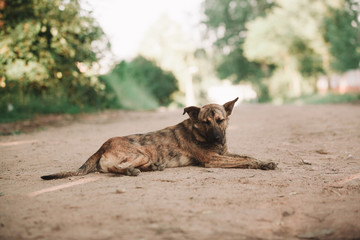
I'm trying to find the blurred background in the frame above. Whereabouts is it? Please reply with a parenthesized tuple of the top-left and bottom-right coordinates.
(0, 0, 359, 122)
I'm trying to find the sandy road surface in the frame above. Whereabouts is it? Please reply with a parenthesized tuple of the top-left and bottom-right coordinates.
(1, 104, 360, 240)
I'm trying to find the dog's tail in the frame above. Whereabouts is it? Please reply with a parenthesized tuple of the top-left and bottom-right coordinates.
(41, 149, 103, 180)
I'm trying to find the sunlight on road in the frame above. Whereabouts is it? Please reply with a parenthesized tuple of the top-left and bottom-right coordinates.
(0, 140, 38, 147)
(28, 176, 102, 197)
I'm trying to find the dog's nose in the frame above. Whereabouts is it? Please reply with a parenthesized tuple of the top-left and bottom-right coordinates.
(214, 134, 223, 143)
(211, 128, 223, 143)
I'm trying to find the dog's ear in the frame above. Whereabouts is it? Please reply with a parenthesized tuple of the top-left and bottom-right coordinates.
(223, 97, 239, 116)
(183, 106, 200, 121)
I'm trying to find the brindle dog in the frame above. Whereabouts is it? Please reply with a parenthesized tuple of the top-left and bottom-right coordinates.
(41, 98, 276, 180)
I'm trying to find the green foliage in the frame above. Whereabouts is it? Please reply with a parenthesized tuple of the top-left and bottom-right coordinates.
(323, 0, 360, 72)
(243, 0, 329, 99)
(125, 56, 179, 106)
(203, 0, 274, 48)
(290, 38, 324, 78)
(100, 56, 178, 110)
(203, 0, 274, 78)
(203, 0, 360, 101)
(0, 0, 109, 121)
(202, 0, 275, 98)
(0, 84, 101, 123)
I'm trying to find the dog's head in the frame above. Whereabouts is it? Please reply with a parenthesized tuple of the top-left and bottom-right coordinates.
(183, 98, 238, 145)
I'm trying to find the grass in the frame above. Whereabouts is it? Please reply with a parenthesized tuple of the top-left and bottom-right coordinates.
(285, 93, 360, 105)
(0, 75, 160, 123)
(0, 94, 99, 123)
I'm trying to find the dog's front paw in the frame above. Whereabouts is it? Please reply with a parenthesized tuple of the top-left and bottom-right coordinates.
(259, 161, 277, 170)
(126, 167, 141, 176)
(150, 162, 165, 171)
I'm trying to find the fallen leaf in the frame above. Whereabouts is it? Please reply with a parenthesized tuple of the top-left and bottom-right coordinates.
(315, 149, 329, 155)
(297, 229, 333, 239)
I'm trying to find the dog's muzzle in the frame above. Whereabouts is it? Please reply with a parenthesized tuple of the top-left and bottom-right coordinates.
(209, 128, 224, 144)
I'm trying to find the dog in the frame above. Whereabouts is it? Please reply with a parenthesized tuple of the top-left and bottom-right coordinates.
(41, 98, 276, 180)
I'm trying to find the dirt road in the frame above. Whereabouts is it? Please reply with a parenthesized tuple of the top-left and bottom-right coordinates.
(1, 104, 360, 240)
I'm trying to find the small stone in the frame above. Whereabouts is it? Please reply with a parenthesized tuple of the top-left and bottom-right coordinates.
(282, 211, 292, 217)
(115, 189, 126, 194)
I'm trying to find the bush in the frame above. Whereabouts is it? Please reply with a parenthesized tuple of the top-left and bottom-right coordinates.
(0, 0, 109, 122)
(101, 56, 178, 109)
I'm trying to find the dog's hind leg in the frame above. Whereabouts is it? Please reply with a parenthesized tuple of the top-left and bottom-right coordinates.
(100, 153, 152, 176)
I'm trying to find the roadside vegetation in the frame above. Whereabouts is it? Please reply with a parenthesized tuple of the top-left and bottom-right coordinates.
(1, 0, 359, 123)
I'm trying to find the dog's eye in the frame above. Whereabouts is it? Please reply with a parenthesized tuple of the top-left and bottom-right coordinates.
(216, 119, 224, 124)
(203, 120, 211, 125)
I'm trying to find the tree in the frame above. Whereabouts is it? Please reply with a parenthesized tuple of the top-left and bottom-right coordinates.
(0, 0, 109, 119)
(139, 15, 198, 105)
(203, 0, 360, 101)
(243, 0, 329, 99)
(202, 0, 275, 101)
(243, 0, 360, 100)
(323, 0, 360, 72)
